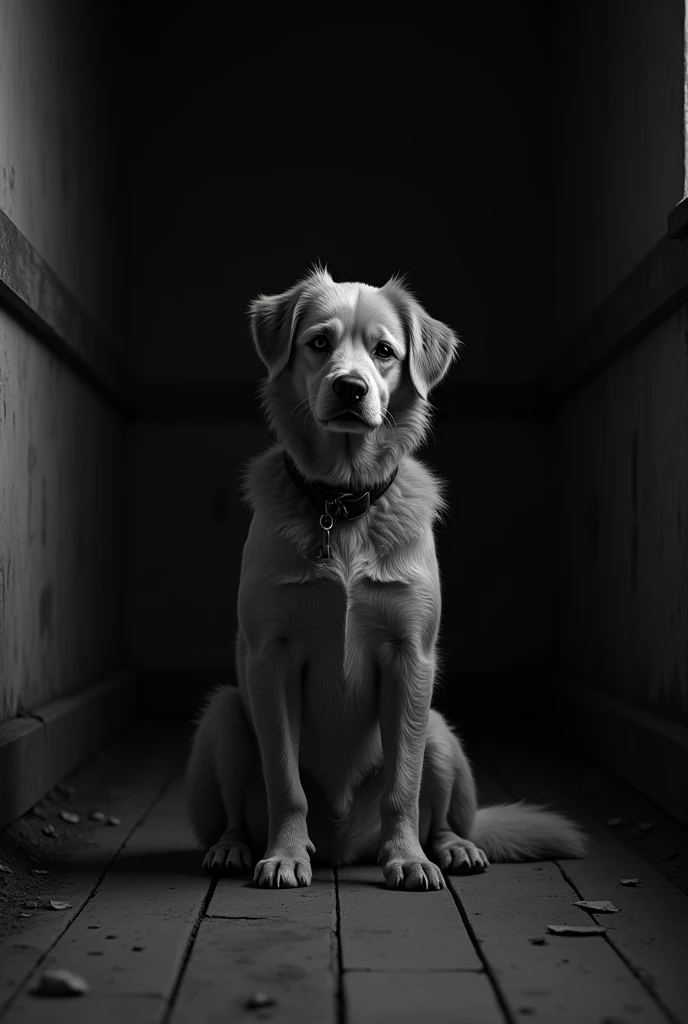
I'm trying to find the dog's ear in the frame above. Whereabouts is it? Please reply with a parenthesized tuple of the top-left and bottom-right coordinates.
(249, 283, 303, 381)
(382, 276, 461, 400)
(249, 267, 333, 380)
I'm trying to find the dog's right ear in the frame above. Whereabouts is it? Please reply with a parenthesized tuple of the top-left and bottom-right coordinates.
(249, 284, 303, 381)
(249, 267, 333, 380)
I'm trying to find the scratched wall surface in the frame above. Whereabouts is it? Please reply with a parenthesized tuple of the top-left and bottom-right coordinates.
(552, 311, 688, 722)
(0, 1, 126, 724)
(0, 312, 127, 723)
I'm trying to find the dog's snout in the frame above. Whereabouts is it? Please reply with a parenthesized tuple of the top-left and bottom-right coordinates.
(332, 374, 369, 404)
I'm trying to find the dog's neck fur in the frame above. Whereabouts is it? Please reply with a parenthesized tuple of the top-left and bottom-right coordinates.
(241, 376, 448, 562)
(257, 377, 434, 492)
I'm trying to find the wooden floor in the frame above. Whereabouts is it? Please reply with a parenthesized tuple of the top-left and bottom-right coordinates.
(0, 717, 687, 1024)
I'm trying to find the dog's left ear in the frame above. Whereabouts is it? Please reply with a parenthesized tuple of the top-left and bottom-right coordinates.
(382, 277, 461, 400)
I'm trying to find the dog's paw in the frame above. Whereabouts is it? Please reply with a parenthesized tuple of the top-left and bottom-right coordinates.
(433, 834, 489, 874)
(253, 856, 312, 888)
(203, 839, 253, 874)
(382, 858, 445, 891)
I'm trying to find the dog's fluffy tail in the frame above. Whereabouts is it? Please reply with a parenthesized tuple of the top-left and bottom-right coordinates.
(470, 801, 588, 861)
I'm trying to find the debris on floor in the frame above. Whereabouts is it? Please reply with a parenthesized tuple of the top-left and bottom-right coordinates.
(528, 936, 548, 945)
(606, 816, 624, 828)
(33, 968, 89, 997)
(573, 900, 620, 913)
(0, 862, 13, 874)
(620, 878, 641, 886)
(49, 900, 72, 911)
(90, 810, 107, 822)
(245, 992, 277, 1009)
(547, 924, 608, 936)
(60, 811, 80, 825)
(42, 825, 57, 838)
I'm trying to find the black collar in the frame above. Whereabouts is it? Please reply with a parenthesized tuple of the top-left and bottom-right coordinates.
(283, 451, 398, 521)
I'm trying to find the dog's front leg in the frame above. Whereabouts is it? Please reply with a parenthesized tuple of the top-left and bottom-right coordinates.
(378, 649, 444, 891)
(247, 646, 314, 888)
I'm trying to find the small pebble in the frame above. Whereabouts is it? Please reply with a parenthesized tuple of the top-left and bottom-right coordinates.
(42, 825, 57, 838)
(33, 968, 89, 997)
(245, 992, 276, 1009)
(529, 937, 547, 945)
(0, 862, 13, 874)
(106, 817, 121, 827)
(605, 816, 623, 828)
(131, 946, 144, 952)
(631, 821, 655, 838)
(19, 912, 33, 918)
(90, 811, 107, 823)
(31, 806, 46, 819)
(49, 901, 72, 911)
(60, 812, 80, 825)
(620, 878, 640, 887)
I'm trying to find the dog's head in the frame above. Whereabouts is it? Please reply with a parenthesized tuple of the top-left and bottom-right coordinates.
(249, 267, 460, 485)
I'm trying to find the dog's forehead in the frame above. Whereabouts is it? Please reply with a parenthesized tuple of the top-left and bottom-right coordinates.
(303, 282, 404, 339)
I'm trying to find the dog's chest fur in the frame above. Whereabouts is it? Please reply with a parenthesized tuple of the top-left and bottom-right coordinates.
(236, 445, 447, 795)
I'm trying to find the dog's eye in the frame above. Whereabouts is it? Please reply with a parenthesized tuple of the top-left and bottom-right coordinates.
(375, 342, 394, 360)
(308, 336, 330, 353)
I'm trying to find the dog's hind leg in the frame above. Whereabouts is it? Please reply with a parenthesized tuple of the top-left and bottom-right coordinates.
(420, 709, 489, 873)
(187, 685, 256, 873)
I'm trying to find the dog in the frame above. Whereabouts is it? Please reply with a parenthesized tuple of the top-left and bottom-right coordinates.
(186, 267, 587, 891)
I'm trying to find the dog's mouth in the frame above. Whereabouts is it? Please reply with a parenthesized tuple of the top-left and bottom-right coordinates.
(319, 409, 377, 433)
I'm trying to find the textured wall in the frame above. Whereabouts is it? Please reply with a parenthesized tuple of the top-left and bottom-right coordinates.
(0, 0, 127, 724)
(550, 0, 688, 722)
(0, 314, 127, 722)
(553, 311, 688, 723)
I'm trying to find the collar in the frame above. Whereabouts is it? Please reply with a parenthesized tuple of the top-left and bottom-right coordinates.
(283, 450, 399, 521)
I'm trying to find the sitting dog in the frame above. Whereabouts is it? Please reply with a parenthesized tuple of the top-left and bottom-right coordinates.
(187, 267, 586, 890)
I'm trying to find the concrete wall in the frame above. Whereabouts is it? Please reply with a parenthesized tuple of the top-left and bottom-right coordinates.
(0, 1, 127, 724)
(127, 2, 552, 704)
(549, 0, 688, 722)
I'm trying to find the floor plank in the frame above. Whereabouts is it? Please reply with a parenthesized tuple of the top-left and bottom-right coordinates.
(345, 970, 505, 1024)
(169, 870, 337, 1024)
(449, 862, 669, 1023)
(478, 736, 688, 1024)
(1, 774, 211, 1023)
(337, 864, 482, 972)
(0, 721, 187, 1016)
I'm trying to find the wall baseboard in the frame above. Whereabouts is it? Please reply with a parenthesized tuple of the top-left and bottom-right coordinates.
(553, 675, 688, 825)
(0, 671, 139, 831)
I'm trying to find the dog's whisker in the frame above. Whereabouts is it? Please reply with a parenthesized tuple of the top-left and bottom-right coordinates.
(290, 396, 315, 422)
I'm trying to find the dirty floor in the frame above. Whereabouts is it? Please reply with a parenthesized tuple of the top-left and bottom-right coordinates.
(0, 716, 687, 1024)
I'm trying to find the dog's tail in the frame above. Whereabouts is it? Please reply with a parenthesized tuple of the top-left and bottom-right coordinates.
(470, 801, 588, 861)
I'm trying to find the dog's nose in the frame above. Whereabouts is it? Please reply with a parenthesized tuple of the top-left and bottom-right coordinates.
(332, 375, 369, 404)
